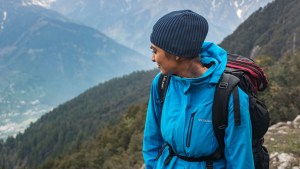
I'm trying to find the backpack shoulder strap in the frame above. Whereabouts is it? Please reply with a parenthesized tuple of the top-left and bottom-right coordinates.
(158, 74, 171, 104)
(212, 73, 241, 149)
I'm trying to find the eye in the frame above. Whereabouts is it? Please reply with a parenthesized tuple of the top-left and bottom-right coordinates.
(150, 46, 157, 54)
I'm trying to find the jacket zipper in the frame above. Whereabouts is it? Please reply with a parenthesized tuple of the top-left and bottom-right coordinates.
(186, 112, 196, 147)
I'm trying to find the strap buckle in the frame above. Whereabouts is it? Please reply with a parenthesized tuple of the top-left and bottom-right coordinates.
(206, 160, 214, 169)
(219, 82, 228, 88)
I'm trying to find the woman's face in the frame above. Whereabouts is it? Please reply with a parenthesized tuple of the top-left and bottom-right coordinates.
(151, 44, 179, 75)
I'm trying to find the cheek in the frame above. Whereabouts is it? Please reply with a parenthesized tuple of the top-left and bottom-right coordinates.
(161, 61, 176, 71)
(155, 55, 163, 64)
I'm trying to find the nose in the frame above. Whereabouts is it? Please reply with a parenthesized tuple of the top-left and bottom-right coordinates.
(151, 55, 156, 62)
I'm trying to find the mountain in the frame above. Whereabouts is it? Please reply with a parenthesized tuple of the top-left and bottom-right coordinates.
(220, 0, 300, 59)
(1, 0, 300, 168)
(0, 0, 276, 139)
(0, 0, 151, 139)
(22, 0, 274, 55)
(219, 0, 300, 124)
(39, 109, 300, 169)
(0, 69, 158, 169)
(1, 51, 300, 168)
(1, 52, 300, 168)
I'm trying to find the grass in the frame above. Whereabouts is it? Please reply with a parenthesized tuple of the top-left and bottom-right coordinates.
(264, 124, 300, 168)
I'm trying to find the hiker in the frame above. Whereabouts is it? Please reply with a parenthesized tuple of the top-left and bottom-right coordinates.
(142, 10, 255, 169)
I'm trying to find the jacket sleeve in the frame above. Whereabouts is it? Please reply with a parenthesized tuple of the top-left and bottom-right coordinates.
(142, 74, 164, 169)
(224, 87, 255, 169)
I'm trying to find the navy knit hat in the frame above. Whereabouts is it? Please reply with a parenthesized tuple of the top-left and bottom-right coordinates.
(150, 10, 209, 58)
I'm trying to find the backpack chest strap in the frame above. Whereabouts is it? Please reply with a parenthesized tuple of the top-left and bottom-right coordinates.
(156, 143, 223, 168)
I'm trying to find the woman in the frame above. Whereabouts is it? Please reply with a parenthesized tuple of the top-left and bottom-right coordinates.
(142, 10, 254, 169)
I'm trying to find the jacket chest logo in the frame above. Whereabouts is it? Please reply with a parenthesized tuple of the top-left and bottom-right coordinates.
(198, 118, 212, 123)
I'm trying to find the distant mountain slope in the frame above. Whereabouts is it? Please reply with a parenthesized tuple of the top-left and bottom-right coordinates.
(217, 0, 300, 124)
(37, 109, 300, 169)
(0, 0, 151, 139)
(1, 0, 300, 168)
(220, 0, 300, 59)
(23, 0, 274, 54)
(2, 50, 300, 168)
(0, 69, 158, 169)
(37, 103, 148, 169)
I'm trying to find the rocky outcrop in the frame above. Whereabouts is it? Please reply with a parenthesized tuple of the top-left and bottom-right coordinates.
(266, 115, 300, 169)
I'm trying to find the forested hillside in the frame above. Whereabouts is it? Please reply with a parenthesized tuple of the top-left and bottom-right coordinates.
(30, 49, 300, 169)
(258, 51, 300, 124)
(0, 0, 300, 168)
(0, 69, 158, 169)
(220, 0, 300, 59)
(38, 104, 147, 169)
(220, 0, 300, 124)
(0, 0, 151, 140)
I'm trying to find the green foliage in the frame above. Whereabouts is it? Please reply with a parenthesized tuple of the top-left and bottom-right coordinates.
(0, 69, 158, 169)
(38, 104, 147, 169)
(35, 49, 300, 169)
(264, 121, 300, 168)
(1, 0, 300, 167)
(219, 0, 300, 125)
(220, 0, 300, 60)
(266, 128, 300, 155)
(258, 51, 300, 124)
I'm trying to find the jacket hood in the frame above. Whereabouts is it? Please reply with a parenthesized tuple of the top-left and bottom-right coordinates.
(172, 42, 227, 85)
(200, 42, 227, 84)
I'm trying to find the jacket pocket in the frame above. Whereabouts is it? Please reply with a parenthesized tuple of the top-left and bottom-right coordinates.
(186, 112, 196, 147)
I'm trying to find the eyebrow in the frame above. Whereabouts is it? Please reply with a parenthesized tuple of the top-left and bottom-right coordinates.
(150, 45, 156, 50)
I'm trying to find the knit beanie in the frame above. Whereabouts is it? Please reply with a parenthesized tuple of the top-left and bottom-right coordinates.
(150, 10, 209, 58)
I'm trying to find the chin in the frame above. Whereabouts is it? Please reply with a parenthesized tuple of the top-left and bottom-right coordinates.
(160, 69, 169, 75)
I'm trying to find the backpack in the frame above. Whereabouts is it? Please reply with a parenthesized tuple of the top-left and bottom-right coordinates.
(158, 54, 270, 169)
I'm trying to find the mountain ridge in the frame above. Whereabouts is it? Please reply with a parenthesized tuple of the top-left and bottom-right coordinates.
(220, 0, 300, 59)
(0, 1, 151, 139)
(0, 69, 158, 168)
(22, 0, 274, 54)
(1, 0, 300, 168)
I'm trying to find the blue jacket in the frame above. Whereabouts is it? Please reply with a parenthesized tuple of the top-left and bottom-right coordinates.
(142, 42, 254, 169)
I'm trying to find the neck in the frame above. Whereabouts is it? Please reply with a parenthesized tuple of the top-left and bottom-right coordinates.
(175, 58, 208, 78)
